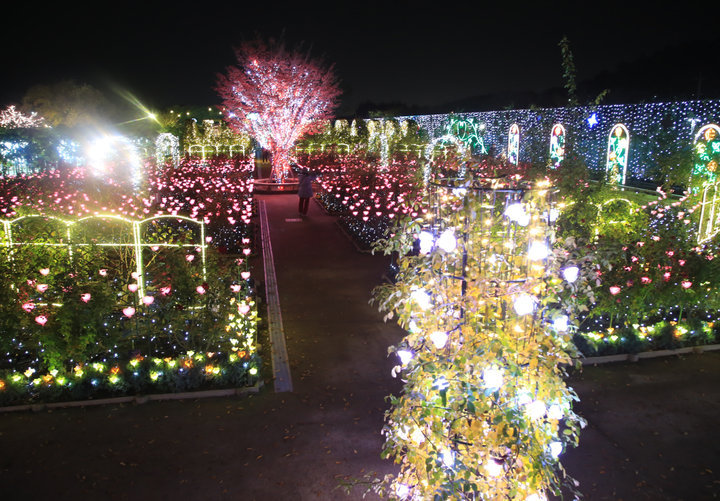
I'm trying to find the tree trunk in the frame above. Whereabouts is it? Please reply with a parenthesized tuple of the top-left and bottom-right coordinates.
(271, 148, 290, 182)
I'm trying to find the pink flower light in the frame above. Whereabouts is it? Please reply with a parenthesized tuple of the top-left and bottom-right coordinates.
(81, 293, 91, 302)
(681, 281, 693, 289)
(128, 284, 138, 292)
(609, 286, 621, 295)
(36, 284, 49, 293)
(22, 302, 35, 312)
(35, 315, 48, 326)
(196, 285, 206, 294)
(142, 296, 154, 305)
(39, 268, 50, 276)
(123, 307, 136, 318)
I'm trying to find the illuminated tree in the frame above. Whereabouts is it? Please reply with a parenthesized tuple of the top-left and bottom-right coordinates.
(216, 39, 341, 182)
(0, 105, 46, 129)
(369, 172, 584, 500)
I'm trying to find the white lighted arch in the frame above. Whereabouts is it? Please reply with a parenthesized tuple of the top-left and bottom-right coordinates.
(423, 135, 470, 184)
(155, 133, 180, 168)
(606, 124, 630, 185)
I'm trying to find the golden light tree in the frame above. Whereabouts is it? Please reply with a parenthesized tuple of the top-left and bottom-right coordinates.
(372, 169, 585, 500)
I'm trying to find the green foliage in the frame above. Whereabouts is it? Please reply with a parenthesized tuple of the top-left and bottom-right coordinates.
(0, 215, 260, 404)
(558, 36, 578, 107)
(369, 175, 583, 499)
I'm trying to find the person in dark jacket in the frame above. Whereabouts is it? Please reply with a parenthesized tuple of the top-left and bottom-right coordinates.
(294, 164, 319, 216)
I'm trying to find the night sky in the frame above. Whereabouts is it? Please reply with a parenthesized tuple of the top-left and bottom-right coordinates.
(3, 2, 718, 116)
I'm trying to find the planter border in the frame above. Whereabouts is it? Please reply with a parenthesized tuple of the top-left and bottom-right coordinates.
(579, 343, 720, 365)
(0, 380, 263, 414)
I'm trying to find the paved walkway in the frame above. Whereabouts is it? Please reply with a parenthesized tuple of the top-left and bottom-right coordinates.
(0, 194, 719, 500)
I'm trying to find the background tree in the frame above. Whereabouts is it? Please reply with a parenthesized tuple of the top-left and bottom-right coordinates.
(21, 80, 117, 128)
(216, 38, 341, 182)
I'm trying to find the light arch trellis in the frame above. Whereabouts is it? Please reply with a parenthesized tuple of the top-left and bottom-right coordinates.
(155, 133, 180, 168)
(423, 135, 470, 185)
(1, 214, 208, 300)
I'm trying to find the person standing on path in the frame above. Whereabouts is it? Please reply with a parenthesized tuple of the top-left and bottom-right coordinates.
(293, 164, 319, 216)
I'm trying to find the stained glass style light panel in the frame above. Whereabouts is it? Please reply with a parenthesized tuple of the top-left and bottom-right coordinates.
(549, 124, 565, 168)
(508, 123, 520, 165)
(692, 124, 720, 187)
(606, 124, 630, 185)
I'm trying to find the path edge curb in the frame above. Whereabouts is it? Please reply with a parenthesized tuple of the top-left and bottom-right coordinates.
(578, 343, 720, 365)
(0, 380, 264, 414)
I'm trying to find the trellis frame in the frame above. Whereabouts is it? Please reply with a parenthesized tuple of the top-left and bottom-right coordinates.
(1, 214, 208, 300)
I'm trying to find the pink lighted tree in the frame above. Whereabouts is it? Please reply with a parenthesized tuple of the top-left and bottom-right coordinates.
(216, 39, 341, 182)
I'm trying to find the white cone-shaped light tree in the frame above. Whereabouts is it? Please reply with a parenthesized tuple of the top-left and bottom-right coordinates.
(216, 39, 341, 182)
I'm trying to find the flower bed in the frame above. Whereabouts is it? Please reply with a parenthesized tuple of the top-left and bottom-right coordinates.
(308, 151, 720, 357)
(0, 158, 261, 405)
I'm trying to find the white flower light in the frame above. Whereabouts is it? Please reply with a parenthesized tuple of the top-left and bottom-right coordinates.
(395, 483, 410, 499)
(526, 400, 547, 420)
(411, 288, 432, 310)
(397, 350, 413, 365)
(504, 202, 526, 222)
(410, 427, 425, 444)
(547, 404, 564, 420)
(553, 315, 569, 332)
(429, 330, 448, 349)
(562, 266, 579, 283)
(549, 441, 563, 459)
(482, 367, 504, 391)
(513, 294, 536, 316)
(441, 449, 455, 468)
(418, 231, 434, 254)
(484, 459, 503, 477)
(437, 229, 457, 252)
(516, 211, 531, 226)
(527, 241, 549, 260)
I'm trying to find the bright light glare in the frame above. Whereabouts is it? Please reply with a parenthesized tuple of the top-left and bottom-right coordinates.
(85, 134, 142, 185)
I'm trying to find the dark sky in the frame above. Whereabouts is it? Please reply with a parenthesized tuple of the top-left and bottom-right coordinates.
(3, 2, 717, 115)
